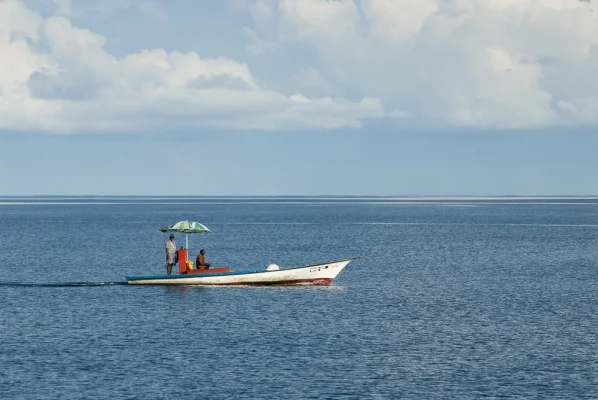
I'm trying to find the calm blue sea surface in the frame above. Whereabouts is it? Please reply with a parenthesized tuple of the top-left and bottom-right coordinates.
(0, 198, 597, 399)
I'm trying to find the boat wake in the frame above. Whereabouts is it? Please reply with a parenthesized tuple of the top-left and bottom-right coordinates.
(0, 281, 128, 288)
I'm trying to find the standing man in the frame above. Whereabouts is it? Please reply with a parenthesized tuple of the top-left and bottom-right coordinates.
(165, 234, 177, 275)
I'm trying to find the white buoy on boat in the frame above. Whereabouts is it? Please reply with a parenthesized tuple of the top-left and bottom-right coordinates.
(266, 264, 281, 271)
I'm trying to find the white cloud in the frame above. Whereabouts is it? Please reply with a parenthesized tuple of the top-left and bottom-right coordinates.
(289, 67, 340, 98)
(52, 0, 71, 16)
(242, 26, 280, 56)
(245, 0, 598, 130)
(3, 0, 598, 133)
(0, 0, 394, 133)
(363, 0, 438, 41)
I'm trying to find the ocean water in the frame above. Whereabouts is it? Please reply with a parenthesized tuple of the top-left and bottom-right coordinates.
(0, 198, 596, 399)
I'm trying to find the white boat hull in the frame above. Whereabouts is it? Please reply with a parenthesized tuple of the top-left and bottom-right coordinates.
(126, 258, 355, 286)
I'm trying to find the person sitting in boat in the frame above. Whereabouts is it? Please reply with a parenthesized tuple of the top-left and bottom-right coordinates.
(196, 249, 211, 270)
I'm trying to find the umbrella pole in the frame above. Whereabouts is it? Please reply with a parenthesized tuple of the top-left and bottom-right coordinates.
(186, 233, 189, 250)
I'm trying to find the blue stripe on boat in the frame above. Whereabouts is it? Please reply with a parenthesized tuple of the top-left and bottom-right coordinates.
(126, 269, 260, 281)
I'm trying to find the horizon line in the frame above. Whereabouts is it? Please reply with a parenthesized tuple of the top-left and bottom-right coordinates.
(1, 195, 598, 200)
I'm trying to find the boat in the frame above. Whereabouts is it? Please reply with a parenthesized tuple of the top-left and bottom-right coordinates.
(126, 248, 356, 286)
(126, 220, 356, 286)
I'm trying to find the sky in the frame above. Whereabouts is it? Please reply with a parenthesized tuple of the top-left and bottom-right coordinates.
(1, 0, 598, 195)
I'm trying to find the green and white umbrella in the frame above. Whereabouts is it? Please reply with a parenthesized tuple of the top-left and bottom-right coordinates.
(160, 220, 210, 249)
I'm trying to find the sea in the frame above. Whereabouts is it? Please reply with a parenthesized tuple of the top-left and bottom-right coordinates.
(0, 197, 596, 399)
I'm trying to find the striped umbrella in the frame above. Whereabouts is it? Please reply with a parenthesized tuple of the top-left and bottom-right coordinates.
(160, 220, 210, 249)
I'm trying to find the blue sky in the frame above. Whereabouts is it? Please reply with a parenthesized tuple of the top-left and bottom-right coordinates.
(1, 0, 598, 195)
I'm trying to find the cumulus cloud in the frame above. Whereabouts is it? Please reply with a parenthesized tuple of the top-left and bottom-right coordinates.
(244, 0, 598, 129)
(0, 0, 393, 133)
(2, 0, 598, 133)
